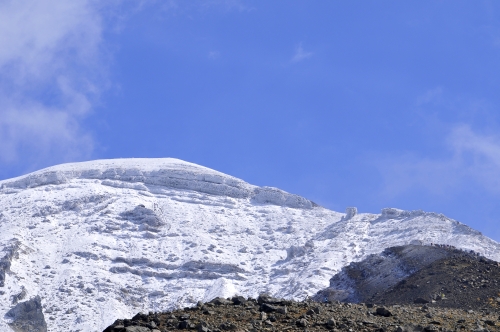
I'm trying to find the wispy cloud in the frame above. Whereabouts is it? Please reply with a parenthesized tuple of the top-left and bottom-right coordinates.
(290, 43, 313, 63)
(375, 86, 500, 199)
(161, 0, 253, 14)
(448, 124, 500, 189)
(0, 99, 94, 163)
(208, 51, 220, 60)
(377, 124, 500, 198)
(415, 86, 444, 105)
(0, 0, 109, 167)
(0, 0, 251, 172)
(200, 0, 254, 12)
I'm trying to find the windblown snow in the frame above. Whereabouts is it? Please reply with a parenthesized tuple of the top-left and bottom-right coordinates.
(0, 158, 498, 331)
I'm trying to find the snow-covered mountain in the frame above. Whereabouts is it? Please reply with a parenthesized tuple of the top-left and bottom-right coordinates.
(0, 158, 498, 331)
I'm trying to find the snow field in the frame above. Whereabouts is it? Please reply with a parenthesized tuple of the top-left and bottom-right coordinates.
(0, 158, 498, 331)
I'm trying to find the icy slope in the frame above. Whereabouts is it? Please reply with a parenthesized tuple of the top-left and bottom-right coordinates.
(0, 158, 498, 331)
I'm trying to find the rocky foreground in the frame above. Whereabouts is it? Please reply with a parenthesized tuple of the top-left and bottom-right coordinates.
(103, 294, 500, 332)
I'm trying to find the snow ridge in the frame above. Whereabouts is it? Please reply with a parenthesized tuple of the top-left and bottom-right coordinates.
(0, 158, 498, 332)
(0, 158, 313, 209)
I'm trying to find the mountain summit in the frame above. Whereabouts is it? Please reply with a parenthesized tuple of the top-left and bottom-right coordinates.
(0, 158, 498, 331)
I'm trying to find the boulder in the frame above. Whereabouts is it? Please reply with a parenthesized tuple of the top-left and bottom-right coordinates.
(414, 297, 429, 304)
(231, 295, 247, 305)
(296, 318, 308, 327)
(125, 327, 150, 332)
(375, 307, 392, 317)
(257, 293, 283, 305)
(209, 297, 232, 306)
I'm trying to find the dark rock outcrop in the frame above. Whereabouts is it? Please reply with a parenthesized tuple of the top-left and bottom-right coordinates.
(315, 244, 500, 310)
(0, 239, 20, 287)
(5, 296, 47, 332)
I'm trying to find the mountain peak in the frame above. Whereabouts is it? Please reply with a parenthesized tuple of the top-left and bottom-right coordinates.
(0, 158, 498, 331)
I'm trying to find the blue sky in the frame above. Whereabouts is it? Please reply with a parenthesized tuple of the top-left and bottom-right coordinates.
(1, 1, 500, 241)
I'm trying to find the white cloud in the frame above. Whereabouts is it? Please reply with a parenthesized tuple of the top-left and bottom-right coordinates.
(376, 86, 500, 199)
(377, 124, 500, 197)
(290, 43, 313, 63)
(0, 0, 107, 166)
(0, 1, 102, 80)
(448, 125, 500, 188)
(0, 0, 249, 170)
(0, 100, 94, 163)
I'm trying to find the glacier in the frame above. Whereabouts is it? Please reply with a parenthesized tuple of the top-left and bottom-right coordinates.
(0, 158, 498, 331)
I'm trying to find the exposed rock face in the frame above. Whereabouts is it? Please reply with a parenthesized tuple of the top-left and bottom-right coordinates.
(315, 245, 455, 303)
(315, 244, 500, 310)
(5, 296, 47, 332)
(0, 239, 20, 288)
(370, 249, 500, 309)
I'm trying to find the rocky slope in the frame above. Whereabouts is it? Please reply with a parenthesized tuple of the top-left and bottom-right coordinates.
(368, 247, 500, 309)
(314, 245, 500, 306)
(103, 294, 500, 332)
(1, 158, 499, 331)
